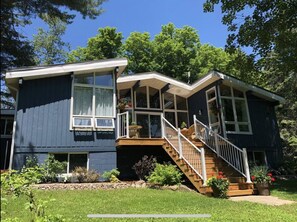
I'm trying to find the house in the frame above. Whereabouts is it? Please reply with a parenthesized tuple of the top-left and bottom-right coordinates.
(5, 58, 284, 196)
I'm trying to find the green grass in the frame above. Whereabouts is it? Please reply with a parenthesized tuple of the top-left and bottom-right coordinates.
(2, 179, 297, 222)
(271, 178, 297, 201)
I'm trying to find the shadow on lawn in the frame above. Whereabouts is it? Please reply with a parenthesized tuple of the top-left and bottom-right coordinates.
(270, 177, 297, 195)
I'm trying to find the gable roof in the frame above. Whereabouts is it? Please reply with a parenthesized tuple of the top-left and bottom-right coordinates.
(118, 70, 285, 103)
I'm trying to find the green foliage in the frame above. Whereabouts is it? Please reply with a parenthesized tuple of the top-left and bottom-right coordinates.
(250, 166, 275, 184)
(147, 163, 182, 186)
(207, 172, 229, 198)
(67, 27, 123, 62)
(72, 167, 100, 183)
(203, 0, 297, 74)
(102, 168, 120, 182)
(33, 15, 70, 65)
(132, 155, 157, 180)
(25, 156, 39, 168)
(43, 154, 67, 182)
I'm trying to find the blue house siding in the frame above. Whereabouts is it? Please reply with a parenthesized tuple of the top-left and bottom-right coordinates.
(13, 75, 116, 172)
(187, 83, 281, 166)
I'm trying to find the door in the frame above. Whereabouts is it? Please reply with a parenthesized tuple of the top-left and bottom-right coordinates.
(136, 113, 161, 138)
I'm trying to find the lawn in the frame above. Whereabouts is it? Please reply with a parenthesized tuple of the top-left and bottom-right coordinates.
(2, 179, 297, 222)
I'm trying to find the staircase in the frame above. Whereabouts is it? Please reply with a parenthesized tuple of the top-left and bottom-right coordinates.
(161, 115, 254, 197)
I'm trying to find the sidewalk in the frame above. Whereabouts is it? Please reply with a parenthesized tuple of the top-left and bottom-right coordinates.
(229, 195, 295, 206)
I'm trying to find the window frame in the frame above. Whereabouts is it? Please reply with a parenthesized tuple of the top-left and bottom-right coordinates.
(52, 152, 89, 174)
(0, 117, 14, 138)
(205, 87, 221, 133)
(70, 71, 116, 131)
(219, 84, 252, 135)
(134, 86, 162, 110)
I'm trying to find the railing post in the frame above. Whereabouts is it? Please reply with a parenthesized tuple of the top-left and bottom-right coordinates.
(116, 113, 120, 139)
(160, 113, 165, 138)
(178, 128, 183, 159)
(242, 148, 252, 183)
(126, 112, 130, 138)
(214, 132, 220, 156)
(200, 148, 207, 186)
(193, 115, 197, 139)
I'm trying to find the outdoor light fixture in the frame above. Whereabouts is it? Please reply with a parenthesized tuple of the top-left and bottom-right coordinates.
(115, 66, 119, 74)
(18, 78, 23, 85)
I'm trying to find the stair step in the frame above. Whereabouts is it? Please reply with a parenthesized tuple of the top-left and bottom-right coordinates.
(227, 189, 253, 197)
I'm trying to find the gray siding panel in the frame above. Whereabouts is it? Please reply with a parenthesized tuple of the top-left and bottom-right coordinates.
(15, 75, 116, 149)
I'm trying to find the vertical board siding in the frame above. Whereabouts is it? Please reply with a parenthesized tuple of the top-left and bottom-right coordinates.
(15, 75, 116, 149)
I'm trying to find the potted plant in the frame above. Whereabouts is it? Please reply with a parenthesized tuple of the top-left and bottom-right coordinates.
(117, 97, 132, 110)
(180, 121, 188, 136)
(129, 122, 142, 138)
(250, 165, 275, 195)
(207, 171, 229, 198)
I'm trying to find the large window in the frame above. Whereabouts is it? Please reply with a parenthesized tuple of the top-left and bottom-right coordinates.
(163, 92, 188, 128)
(1, 117, 13, 137)
(135, 86, 161, 109)
(72, 71, 115, 130)
(53, 153, 88, 174)
(220, 85, 251, 134)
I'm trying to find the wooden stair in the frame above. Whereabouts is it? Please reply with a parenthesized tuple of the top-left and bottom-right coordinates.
(162, 136, 253, 197)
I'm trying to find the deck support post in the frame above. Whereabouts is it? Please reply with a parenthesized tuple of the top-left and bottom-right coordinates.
(200, 147, 207, 186)
(160, 113, 165, 138)
(243, 148, 252, 183)
(116, 113, 120, 139)
(193, 115, 197, 138)
(126, 111, 130, 138)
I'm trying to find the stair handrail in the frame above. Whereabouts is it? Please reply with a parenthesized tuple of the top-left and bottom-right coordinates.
(193, 115, 251, 183)
(161, 114, 207, 185)
(117, 111, 129, 139)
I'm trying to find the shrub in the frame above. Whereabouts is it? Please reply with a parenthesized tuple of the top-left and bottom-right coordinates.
(72, 167, 100, 183)
(24, 155, 39, 168)
(207, 171, 229, 198)
(102, 169, 120, 182)
(147, 163, 182, 186)
(42, 154, 67, 182)
(132, 155, 157, 180)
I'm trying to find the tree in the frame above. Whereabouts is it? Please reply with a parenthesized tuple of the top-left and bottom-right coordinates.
(124, 32, 155, 74)
(153, 23, 201, 82)
(67, 27, 123, 62)
(1, 0, 106, 108)
(203, 0, 297, 73)
(33, 15, 70, 65)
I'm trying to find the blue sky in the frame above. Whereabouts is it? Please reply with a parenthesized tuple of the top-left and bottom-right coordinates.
(24, 0, 236, 52)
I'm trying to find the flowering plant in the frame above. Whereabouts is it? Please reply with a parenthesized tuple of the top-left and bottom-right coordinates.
(250, 165, 275, 184)
(117, 97, 132, 110)
(207, 171, 229, 198)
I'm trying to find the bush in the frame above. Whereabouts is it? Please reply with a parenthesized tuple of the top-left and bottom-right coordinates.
(132, 155, 157, 180)
(250, 165, 276, 184)
(207, 171, 229, 198)
(72, 167, 100, 183)
(102, 169, 120, 182)
(147, 163, 182, 186)
(42, 154, 67, 182)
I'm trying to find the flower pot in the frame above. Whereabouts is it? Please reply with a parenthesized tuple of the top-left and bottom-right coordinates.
(256, 182, 270, 196)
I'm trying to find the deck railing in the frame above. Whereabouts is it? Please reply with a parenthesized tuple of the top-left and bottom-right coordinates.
(117, 112, 129, 139)
(161, 114, 207, 185)
(193, 115, 251, 183)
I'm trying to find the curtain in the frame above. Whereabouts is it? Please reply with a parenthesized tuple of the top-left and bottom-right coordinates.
(95, 88, 113, 116)
(73, 86, 92, 115)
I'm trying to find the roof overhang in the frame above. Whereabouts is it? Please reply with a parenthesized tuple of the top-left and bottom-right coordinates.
(5, 58, 128, 96)
(117, 70, 285, 104)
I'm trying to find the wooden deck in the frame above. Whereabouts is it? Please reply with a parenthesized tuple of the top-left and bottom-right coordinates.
(116, 138, 165, 147)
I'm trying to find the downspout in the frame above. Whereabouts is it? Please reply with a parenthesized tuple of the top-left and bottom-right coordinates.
(8, 86, 19, 170)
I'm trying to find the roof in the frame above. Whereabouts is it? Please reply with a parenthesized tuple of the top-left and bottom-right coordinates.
(5, 58, 128, 96)
(117, 70, 285, 103)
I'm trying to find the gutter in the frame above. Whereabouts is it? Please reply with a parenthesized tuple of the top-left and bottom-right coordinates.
(8, 85, 19, 170)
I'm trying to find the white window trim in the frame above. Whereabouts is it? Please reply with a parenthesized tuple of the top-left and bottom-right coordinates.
(206, 87, 221, 133)
(70, 71, 116, 131)
(95, 117, 115, 129)
(248, 150, 268, 166)
(134, 86, 162, 110)
(219, 85, 253, 135)
(163, 93, 189, 128)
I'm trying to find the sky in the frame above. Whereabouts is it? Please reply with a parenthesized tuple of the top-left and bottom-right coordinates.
(24, 0, 244, 53)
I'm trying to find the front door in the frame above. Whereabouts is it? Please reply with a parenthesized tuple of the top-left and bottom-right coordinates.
(136, 113, 161, 138)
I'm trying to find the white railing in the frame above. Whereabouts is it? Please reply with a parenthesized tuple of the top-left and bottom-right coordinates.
(117, 112, 129, 139)
(161, 114, 207, 185)
(193, 115, 251, 183)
